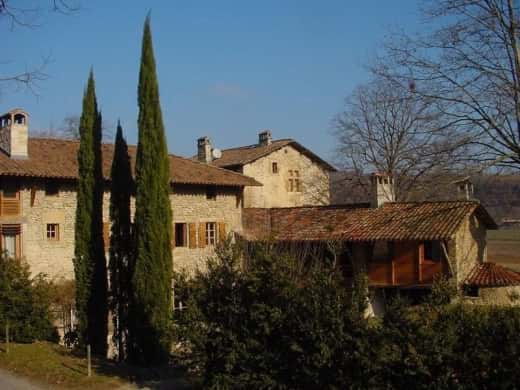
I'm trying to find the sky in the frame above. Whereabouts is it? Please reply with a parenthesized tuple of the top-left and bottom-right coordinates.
(1, 0, 424, 164)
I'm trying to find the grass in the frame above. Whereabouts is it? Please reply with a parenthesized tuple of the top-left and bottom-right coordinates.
(487, 229, 520, 272)
(0, 341, 198, 389)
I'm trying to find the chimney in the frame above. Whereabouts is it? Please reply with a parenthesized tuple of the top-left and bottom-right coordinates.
(454, 177, 474, 200)
(197, 136, 212, 163)
(0, 109, 29, 159)
(258, 130, 272, 146)
(370, 172, 395, 208)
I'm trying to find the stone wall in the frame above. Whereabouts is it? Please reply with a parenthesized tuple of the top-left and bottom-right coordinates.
(242, 145, 330, 208)
(7, 179, 243, 280)
(453, 213, 488, 285)
(463, 286, 520, 306)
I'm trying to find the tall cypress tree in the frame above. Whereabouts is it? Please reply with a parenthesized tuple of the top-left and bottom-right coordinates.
(73, 70, 107, 356)
(109, 121, 133, 361)
(130, 16, 173, 364)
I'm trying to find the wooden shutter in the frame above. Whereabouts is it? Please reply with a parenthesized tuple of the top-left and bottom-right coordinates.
(198, 223, 206, 248)
(218, 222, 226, 242)
(188, 223, 197, 249)
(103, 222, 110, 249)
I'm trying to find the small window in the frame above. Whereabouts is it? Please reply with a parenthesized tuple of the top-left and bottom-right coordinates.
(272, 162, 278, 174)
(206, 222, 216, 246)
(46, 223, 59, 240)
(45, 182, 59, 197)
(288, 169, 301, 192)
(1, 224, 21, 258)
(175, 223, 188, 247)
(206, 186, 217, 200)
(464, 285, 479, 297)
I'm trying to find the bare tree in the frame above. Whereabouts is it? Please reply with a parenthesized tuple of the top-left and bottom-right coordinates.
(378, 0, 520, 169)
(0, 1, 79, 96)
(32, 114, 115, 141)
(334, 76, 470, 200)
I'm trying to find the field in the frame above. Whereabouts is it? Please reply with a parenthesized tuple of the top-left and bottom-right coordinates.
(487, 229, 520, 272)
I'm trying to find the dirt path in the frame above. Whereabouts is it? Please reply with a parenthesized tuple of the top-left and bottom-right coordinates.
(0, 367, 45, 389)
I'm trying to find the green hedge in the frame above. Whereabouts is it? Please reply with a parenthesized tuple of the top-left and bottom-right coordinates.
(174, 243, 520, 389)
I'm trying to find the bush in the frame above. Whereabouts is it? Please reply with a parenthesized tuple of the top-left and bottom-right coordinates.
(174, 242, 520, 389)
(0, 254, 57, 343)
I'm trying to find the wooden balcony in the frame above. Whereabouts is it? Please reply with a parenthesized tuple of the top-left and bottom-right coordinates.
(368, 241, 445, 287)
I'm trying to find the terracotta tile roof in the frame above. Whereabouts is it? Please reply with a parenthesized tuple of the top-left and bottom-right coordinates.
(464, 262, 520, 287)
(242, 201, 497, 242)
(0, 138, 261, 187)
(210, 139, 336, 171)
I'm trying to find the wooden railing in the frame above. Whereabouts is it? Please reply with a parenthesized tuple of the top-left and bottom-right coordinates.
(368, 248, 445, 287)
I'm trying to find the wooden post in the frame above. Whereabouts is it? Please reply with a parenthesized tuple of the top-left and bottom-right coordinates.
(87, 344, 91, 377)
(5, 320, 9, 354)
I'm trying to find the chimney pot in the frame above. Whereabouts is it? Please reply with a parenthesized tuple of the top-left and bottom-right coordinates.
(197, 136, 212, 163)
(0, 108, 29, 159)
(370, 172, 395, 208)
(258, 130, 272, 146)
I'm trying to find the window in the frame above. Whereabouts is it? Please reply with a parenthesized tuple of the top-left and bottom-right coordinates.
(206, 222, 216, 246)
(45, 182, 59, 196)
(1, 224, 21, 258)
(288, 170, 301, 192)
(46, 223, 59, 240)
(1, 186, 20, 216)
(424, 241, 442, 261)
(206, 186, 217, 200)
(272, 162, 278, 174)
(174, 223, 188, 247)
(464, 285, 479, 298)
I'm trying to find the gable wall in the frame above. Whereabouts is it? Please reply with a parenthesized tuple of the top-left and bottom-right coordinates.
(242, 145, 330, 208)
(453, 213, 488, 285)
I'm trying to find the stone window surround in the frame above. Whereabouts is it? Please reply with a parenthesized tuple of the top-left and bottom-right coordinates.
(46, 223, 59, 241)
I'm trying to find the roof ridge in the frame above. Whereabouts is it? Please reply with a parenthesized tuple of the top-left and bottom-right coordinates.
(219, 138, 294, 152)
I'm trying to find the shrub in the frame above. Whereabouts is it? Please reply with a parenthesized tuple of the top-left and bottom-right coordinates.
(175, 242, 520, 389)
(0, 255, 57, 343)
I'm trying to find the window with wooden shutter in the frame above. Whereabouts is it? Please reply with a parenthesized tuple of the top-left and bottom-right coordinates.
(218, 222, 226, 243)
(198, 223, 206, 248)
(188, 223, 197, 248)
(0, 188, 20, 216)
(174, 223, 188, 247)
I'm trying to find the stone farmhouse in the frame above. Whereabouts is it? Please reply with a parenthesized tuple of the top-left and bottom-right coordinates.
(0, 108, 519, 310)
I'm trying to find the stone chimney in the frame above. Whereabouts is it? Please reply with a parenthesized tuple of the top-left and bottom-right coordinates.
(370, 172, 395, 208)
(258, 130, 272, 146)
(454, 177, 474, 200)
(0, 109, 29, 159)
(197, 136, 212, 163)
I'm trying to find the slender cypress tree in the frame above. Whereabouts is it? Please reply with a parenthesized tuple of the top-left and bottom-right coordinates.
(109, 121, 133, 361)
(73, 70, 107, 356)
(90, 107, 108, 356)
(130, 16, 173, 364)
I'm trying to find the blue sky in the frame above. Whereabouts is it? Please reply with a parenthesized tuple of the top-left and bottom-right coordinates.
(1, 0, 423, 164)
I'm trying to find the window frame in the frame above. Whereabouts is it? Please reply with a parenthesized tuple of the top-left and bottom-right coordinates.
(46, 223, 60, 241)
(205, 222, 217, 246)
(174, 222, 188, 247)
(272, 162, 278, 174)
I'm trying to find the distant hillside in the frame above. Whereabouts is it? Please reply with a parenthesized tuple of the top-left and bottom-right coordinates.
(330, 172, 520, 225)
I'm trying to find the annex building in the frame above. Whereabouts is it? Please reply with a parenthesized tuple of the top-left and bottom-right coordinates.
(1, 108, 519, 309)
